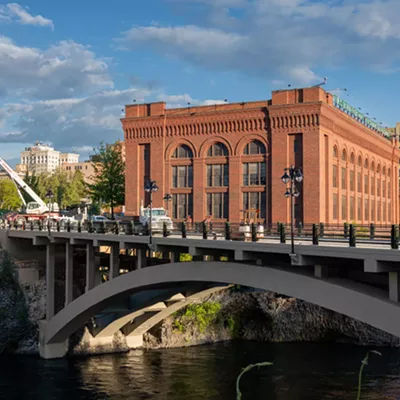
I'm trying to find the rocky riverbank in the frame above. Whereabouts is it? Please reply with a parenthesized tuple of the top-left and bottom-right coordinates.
(1, 248, 399, 356)
(143, 289, 400, 349)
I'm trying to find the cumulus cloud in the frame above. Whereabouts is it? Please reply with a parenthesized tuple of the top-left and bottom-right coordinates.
(0, 36, 113, 99)
(0, 88, 150, 150)
(119, 0, 400, 84)
(157, 93, 226, 108)
(0, 3, 54, 29)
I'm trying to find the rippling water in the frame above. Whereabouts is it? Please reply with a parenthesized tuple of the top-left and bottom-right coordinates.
(1, 342, 400, 399)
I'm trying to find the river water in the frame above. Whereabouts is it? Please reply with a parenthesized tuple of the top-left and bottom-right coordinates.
(1, 342, 399, 399)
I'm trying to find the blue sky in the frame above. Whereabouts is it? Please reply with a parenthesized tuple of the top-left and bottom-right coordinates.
(1, 0, 400, 166)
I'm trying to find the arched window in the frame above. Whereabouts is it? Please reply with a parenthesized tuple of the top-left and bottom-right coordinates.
(244, 140, 266, 155)
(358, 156, 362, 167)
(377, 164, 381, 174)
(371, 161, 375, 172)
(333, 146, 338, 158)
(207, 143, 228, 157)
(172, 145, 193, 159)
(342, 149, 347, 161)
(383, 166, 386, 175)
(350, 153, 355, 164)
(364, 159, 369, 169)
(388, 168, 391, 176)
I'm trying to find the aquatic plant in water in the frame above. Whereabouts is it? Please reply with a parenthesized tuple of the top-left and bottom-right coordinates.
(236, 350, 382, 399)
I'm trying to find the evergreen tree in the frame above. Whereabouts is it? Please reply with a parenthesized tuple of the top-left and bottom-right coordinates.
(89, 141, 125, 219)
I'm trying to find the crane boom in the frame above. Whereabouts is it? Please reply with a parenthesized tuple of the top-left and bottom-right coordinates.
(0, 157, 47, 208)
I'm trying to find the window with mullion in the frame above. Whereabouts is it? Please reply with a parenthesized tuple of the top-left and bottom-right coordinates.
(172, 193, 193, 219)
(207, 164, 229, 187)
(243, 191, 266, 219)
(243, 162, 266, 186)
(172, 165, 193, 188)
(207, 193, 229, 219)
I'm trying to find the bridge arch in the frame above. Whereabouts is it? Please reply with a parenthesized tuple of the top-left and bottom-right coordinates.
(44, 261, 400, 345)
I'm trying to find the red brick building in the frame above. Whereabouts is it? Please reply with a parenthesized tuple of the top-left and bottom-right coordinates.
(121, 86, 400, 226)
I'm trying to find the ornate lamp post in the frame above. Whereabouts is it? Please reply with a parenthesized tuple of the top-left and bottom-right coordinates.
(163, 193, 172, 216)
(281, 166, 303, 255)
(144, 180, 159, 244)
(45, 189, 54, 213)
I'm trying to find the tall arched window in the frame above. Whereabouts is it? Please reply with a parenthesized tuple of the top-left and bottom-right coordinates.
(371, 161, 375, 172)
(364, 159, 369, 169)
(207, 143, 228, 157)
(333, 146, 338, 158)
(358, 156, 362, 167)
(172, 145, 193, 159)
(171, 145, 194, 219)
(342, 149, 347, 161)
(207, 142, 229, 189)
(244, 140, 266, 155)
(242, 140, 267, 220)
(350, 153, 355, 164)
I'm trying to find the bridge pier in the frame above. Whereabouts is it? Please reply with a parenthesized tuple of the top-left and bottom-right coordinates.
(65, 243, 74, 306)
(314, 264, 329, 279)
(389, 272, 400, 302)
(39, 321, 68, 359)
(86, 243, 95, 292)
(46, 243, 55, 319)
(136, 248, 147, 269)
(125, 335, 143, 348)
(109, 243, 120, 279)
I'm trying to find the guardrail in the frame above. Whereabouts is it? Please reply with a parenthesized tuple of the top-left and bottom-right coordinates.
(1, 219, 399, 249)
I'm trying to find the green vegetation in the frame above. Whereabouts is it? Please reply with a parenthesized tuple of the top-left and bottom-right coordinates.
(179, 253, 193, 262)
(24, 170, 87, 208)
(0, 180, 23, 210)
(0, 252, 31, 354)
(174, 302, 222, 333)
(89, 141, 125, 219)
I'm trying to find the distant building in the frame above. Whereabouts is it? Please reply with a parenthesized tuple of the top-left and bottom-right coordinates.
(387, 122, 400, 138)
(20, 142, 79, 174)
(62, 161, 96, 185)
(60, 153, 80, 164)
(0, 166, 25, 181)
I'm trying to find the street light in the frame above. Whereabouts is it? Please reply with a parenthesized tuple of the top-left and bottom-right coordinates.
(163, 193, 172, 216)
(45, 189, 54, 213)
(281, 166, 303, 255)
(144, 180, 159, 244)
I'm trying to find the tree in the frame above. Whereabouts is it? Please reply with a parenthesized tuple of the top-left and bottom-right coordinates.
(0, 180, 23, 210)
(89, 141, 125, 219)
(23, 170, 87, 209)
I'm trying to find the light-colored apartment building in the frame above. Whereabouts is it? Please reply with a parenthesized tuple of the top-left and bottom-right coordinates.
(20, 142, 79, 174)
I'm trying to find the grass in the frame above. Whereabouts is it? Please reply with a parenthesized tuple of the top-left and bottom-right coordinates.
(235, 350, 382, 399)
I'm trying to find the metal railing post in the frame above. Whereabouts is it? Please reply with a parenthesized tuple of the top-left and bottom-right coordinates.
(312, 224, 319, 245)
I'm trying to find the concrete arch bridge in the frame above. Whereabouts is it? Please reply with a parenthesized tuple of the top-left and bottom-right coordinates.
(1, 229, 400, 359)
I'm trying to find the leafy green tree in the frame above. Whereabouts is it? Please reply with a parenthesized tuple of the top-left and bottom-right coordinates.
(89, 141, 125, 219)
(0, 180, 23, 210)
(23, 170, 87, 209)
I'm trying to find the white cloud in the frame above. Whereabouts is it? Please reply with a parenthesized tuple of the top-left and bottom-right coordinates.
(0, 36, 113, 99)
(0, 3, 54, 29)
(0, 88, 150, 150)
(119, 0, 400, 84)
(157, 92, 226, 108)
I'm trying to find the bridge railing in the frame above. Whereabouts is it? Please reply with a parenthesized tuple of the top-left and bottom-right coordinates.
(1, 218, 399, 249)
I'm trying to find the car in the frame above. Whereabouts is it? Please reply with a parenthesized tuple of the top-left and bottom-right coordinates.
(90, 215, 110, 222)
